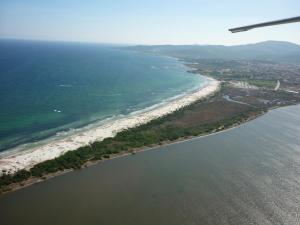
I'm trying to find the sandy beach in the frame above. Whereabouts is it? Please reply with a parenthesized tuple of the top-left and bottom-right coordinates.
(0, 79, 220, 175)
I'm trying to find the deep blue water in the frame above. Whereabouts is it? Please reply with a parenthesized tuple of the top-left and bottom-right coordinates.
(0, 40, 206, 152)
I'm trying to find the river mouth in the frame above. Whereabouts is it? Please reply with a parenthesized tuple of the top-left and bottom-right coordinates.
(1, 104, 300, 225)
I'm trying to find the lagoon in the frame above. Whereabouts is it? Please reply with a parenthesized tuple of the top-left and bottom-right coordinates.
(1, 104, 300, 225)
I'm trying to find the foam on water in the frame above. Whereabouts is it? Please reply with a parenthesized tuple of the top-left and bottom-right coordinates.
(0, 78, 209, 158)
(0, 40, 210, 156)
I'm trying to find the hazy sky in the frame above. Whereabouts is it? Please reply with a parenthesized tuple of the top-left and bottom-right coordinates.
(1, 0, 299, 45)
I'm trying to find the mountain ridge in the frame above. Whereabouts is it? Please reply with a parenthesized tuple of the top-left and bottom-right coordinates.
(125, 41, 300, 63)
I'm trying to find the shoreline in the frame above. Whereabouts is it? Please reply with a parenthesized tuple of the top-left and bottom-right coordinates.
(0, 78, 220, 175)
(0, 107, 265, 195)
(2, 87, 298, 195)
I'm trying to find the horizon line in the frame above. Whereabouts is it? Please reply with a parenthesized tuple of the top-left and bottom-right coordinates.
(0, 37, 299, 47)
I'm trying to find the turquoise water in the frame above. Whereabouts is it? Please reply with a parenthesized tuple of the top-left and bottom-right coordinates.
(0, 40, 206, 152)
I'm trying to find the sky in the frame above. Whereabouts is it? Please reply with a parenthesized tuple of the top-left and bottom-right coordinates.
(0, 0, 299, 45)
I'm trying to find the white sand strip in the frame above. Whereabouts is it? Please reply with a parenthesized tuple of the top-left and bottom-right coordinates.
(0, 79, 220, 175)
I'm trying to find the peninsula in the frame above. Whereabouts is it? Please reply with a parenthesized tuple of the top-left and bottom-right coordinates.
(1, 41, 300, 194)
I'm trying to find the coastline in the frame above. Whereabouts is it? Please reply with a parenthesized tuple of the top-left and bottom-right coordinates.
(0, 78, 220, 175)
(0, 105, 265, 195)
(2, 83, 297, 195)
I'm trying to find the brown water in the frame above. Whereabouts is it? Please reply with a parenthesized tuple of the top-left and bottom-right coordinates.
(1, 105, 300, 225)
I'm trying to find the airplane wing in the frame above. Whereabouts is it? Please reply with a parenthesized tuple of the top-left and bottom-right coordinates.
(229, 16, 300, 33)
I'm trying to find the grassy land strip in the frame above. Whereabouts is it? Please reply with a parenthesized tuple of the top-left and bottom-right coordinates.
(247, 79, 277, 88)
(0, 87, 266, 194)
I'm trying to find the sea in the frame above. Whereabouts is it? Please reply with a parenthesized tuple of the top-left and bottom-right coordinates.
(0, 39, 207, 153)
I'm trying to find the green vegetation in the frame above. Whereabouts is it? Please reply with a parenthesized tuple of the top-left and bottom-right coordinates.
(0, 98, 264, 192)
(247, 79, 277, 88)
(2, 41, 300, 194)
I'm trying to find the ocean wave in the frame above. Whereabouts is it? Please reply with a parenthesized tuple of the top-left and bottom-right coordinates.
(59, 84, 73, 87)
(0, 78, 208, 157)
(0, 78, 220, 174)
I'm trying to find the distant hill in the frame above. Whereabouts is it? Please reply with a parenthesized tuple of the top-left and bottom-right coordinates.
(125, 41, 300, 63)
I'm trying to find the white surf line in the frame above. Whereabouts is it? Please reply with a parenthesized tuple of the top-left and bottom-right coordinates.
(0, 79, 220, 175)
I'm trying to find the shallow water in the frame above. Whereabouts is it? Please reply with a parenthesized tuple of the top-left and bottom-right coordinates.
(0, 40, 206, 152)
(0, 105, 300, 225)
